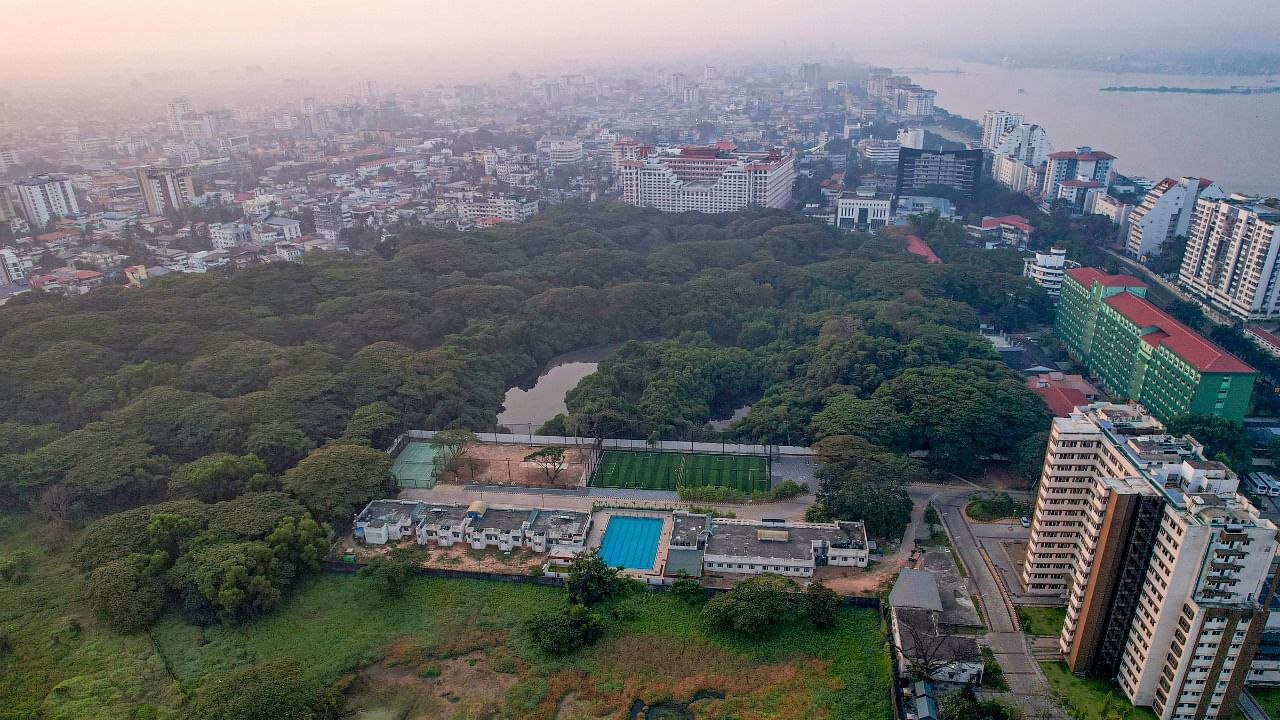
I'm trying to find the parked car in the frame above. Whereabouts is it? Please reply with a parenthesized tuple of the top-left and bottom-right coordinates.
(1020, 517, 1031, 528)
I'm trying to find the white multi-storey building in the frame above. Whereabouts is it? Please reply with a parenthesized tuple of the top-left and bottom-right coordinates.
(1179, 197, 1280, 321)
(981, 110, 1025, 150)
(1043, 147, 1116, 200)
(858, 139, 900, 165)
(0, 148, 21, 173)
(16, 174, 79, 228)
(619, 145, 795, 213)
(1023, 247, 1070, 296)
(992, 123, 1054, 167)
(458, 194, 540, 226)
(0, 248, 33, 284)
(209, 222, 251, 249)
(834, 186, 893, 231)
(605, 138, 646, 173)
(536, 137, 584, 166)
(1023, 403, 1278, 720)
(1127, 177, 1226, 260)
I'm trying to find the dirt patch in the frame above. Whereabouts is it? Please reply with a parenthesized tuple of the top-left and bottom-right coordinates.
(555, 691, 611, 720)
(975, 462, 1031, 491)
(425, 543, 546, 573)
(346, 651, 518, 719)
(439, 443, 592, 488)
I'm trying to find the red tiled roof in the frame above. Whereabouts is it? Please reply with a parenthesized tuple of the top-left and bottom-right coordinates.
(1059, 179, 1104, 188)
(1029, 382, 1090, 417)
(1078, 151, 1116, 161)
(1103, 292, 1254, 374)
(981, 215, 1034, 233)
(1247, 326, 1280, 348)
(905, 235, 942, 264)
(1065, 267, 1147, 289)
(1047, 151, 1076, 159)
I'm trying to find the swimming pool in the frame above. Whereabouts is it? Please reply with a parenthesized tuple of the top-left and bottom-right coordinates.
(598, 515, 663, 570)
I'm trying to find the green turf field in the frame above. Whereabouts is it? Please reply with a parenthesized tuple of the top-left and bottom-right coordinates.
(589, 450, 769, 491)
(390, 441, 440, 488)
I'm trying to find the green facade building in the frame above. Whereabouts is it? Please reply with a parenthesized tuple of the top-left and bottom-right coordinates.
(1056, 268, 1255, 422)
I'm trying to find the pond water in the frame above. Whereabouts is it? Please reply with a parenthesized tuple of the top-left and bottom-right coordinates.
(496, 344, 618, 431)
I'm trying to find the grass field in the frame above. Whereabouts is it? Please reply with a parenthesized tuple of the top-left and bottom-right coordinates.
(589, 450, 769, 492)
(1016, 605, 1067, 637)
(1, 511, 892, 720)
(1041, 661, 1158, 720)
(1251, 687, 1280, 719)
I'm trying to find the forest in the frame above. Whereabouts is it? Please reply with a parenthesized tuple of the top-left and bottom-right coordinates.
(0, 201, 1054, 630)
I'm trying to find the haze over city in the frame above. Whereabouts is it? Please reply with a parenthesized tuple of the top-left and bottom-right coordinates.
(3, 3, 1280, 720)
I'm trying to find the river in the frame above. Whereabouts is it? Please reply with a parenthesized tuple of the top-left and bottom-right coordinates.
(496, 344, 619, 431)
(866, 53, 1280, 196)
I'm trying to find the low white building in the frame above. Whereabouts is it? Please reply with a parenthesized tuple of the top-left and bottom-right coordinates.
(690, 515, 868, 577)
(354, 500, 428, 545)
(1023, 247, 1071, 296)
(835, 186, 893, 231)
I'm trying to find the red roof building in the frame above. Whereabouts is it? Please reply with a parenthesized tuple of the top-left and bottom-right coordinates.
(1063, 267, 1147, 289)
(905, 234, 942, 264)
(1102, 292, 1253, 374)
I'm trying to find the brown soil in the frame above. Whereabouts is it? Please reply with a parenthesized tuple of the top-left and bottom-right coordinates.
(425, 543, 545, 573)
(975, 462, 1031, 491)
(439, 443, 591, 488)
(348, 651, 518, 719)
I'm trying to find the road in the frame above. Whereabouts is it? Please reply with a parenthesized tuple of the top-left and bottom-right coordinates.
(932, 487, 1062, 719)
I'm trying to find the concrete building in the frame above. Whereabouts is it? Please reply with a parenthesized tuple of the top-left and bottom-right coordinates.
(858, 139, 900, 165)
(1127, 178, 1226, 260)
(895, 86, 936, 116)
(1178, 197, 1280, 321)
(0, 184, 18, 223)
(1023, 247, 1071, 296)
(209, 222, 251, 250)
(965, 215, 1034, 248)
(1043, 147, 1115, 200)
(0, 148, 21, 173)
(835, 186, 893, 231)
(897, 128, 925, 150)
(0, 248, 33, 284)
(619, 145, 795, 213)
(16, 174, 79, 228)
(134, 165, 195, 216)
(991, 153, 1040, 194)
(981, 110, 1025, 150)
(605, 138, 647, 173)
(537, 137, 584, 166)
(166, 97, 194, 135)
(991, 123, 1054, 167)
(895, 148, 983, 203)
(1093, 194, 1135, 235)
(458, 194, 540, 225)
(1023, 402, 1278, 720)
(261, 216, 302, 242)
(667, 512, 868, 578)
(358, 500, 591, 553)
(889, 570, 984, 685)
(1056, 268, 1255, 422)
(312, 196, 351, 241)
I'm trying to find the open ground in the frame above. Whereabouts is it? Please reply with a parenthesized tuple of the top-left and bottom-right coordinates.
(0, 511, 893, 720)
(439, 442, 592, 488)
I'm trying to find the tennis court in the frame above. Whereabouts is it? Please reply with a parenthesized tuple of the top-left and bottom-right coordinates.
(390, 441, 441, 489)
(589, 450, 769, 492)
(598, 515, 664, 570)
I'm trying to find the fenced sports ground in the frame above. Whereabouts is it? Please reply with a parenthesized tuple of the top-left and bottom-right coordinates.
(389, 440, 442, 489)
(588, 450, 770, 492)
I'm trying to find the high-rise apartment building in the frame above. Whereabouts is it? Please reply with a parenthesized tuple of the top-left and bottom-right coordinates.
(0, 184, 17, 223)
(991, 123, 1054, 167)
(0, 148, 21, 173)
(1179, 197, 1280, 321)
(1056, 268, 1255, 422)
(605, 138, 647, 173)
(619, 145, 795, 213)
(1043, 147, 1115, 199)
(1127, 178, 1226, 260)
(134, 165, 195, 216)
(981, 110, 1025, 150)
(1023, 402, 1277, 720)
(15, 174, 79, 228)
(166, 97, 194, 135)
(894, 148, 983, 202)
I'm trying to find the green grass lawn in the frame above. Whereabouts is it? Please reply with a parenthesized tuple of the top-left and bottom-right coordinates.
(590, 450, 769, 492)
(1, 511, 892, 719)
(966, 491, 1031, 522)
(1251, 687, 1280, 719)
(1017, 605, 1067, 636)
(1041, 661, 1158, 720)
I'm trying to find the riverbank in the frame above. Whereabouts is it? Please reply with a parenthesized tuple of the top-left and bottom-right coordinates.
(1102, 85, 1280, 95)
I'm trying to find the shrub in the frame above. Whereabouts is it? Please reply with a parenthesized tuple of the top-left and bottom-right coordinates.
(670, 577, 705, 604)
(359, 550, 419, 598)
(703, 573, 806, 636)
(566, 548, 623, 605)
(87, 556, 168, 633)
(525, 604, 605, 655)
(0, 552, 32, 583)
(805, 581, 840, 628)
(190, 658, 321, 720)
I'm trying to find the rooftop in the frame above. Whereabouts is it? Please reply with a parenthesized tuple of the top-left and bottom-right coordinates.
(1064, 267, 1146, 289)
(1103, 292, 1254, 374)
(704, 519, 865, 562)
(889, 569, 944, 612)
(671, 511, 711, 547)
(356, 499, 426, 528)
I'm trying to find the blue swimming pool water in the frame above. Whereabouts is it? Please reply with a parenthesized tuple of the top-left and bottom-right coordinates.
(598, 515, 663, 570)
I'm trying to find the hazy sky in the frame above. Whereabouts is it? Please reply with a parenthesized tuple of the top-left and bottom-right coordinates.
(5, 0, 1280, 88)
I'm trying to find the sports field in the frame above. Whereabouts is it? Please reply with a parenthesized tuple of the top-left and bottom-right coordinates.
(589, 450, 769, 492)
(391, 441, 440, 489)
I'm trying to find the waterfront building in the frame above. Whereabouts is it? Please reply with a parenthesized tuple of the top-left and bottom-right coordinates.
(1043, 147, 1115, 200)
(1178, 197, 1280, 321)
(991, 123, 1054, 167)
(619, 145, 795, 213)
(1127, 177, 1226, 260)
(981, 110, 1024, 150)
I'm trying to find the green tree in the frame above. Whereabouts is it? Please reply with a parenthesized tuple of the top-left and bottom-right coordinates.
(282, 444, 394, 523)
(805, 581, 840, 628)
(1166, 414, 1252, 472)
(429, 428, 477, 471)
(525, 604, 606, 655)
(245, 422, 314, 474)
(170, 541, 288, 625)
(812, 473, 913, 540)
(703, 573, 805, 636)
(266, 513, 329, 570)
(190, 658, 321, 720)
(524, 446, 567, 481)
(670, 576, 705, 604)
(359, 549, 419, 597)
(565, 547, 623, 605)
(87, 556, 168, 633)
(169, 453, 268, 503)
(938, 683, 1015, 720)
